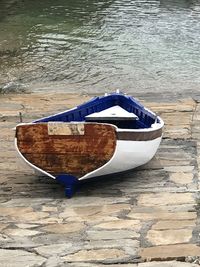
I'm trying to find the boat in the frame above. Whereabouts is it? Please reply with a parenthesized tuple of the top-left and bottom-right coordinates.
(15, 91, 164, 197)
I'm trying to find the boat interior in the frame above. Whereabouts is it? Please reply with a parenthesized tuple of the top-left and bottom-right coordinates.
(34, 94, 159, 129)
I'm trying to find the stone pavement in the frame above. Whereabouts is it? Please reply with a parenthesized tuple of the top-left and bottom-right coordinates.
(0, 92, 200, 267)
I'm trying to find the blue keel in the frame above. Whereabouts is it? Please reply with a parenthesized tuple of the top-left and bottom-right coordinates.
(56, 174, 79, 198)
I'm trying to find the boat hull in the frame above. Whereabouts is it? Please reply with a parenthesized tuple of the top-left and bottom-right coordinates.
(15, 91, 164, 197)
(15, 122, 162, 181)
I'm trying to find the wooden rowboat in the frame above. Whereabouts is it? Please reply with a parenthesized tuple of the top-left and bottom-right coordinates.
(15, 92, 164, 197)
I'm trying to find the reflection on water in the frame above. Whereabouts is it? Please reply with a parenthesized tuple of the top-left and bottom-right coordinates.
(0, 0, 200, 93)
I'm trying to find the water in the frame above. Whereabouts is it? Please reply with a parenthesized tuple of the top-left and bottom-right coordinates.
(0, 0, 200, 94)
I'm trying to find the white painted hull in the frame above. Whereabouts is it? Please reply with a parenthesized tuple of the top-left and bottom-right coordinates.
(80, 136, 162, 180)
(80, 117, 164, 180)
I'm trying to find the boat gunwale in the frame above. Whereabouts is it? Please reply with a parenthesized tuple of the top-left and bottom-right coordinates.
(16, 117, 164, 135)
(33, 93, 160, 130)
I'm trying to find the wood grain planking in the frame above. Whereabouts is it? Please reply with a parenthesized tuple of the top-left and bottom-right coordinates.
(24, 153, 108, 177)
(16, 124, 48, 141)
(16, 123, 115, 141)
(16, 123, 116, 178)
(18, 138, 114, 155)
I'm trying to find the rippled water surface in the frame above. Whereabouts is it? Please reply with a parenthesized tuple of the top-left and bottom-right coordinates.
(0, 0, 200, 93)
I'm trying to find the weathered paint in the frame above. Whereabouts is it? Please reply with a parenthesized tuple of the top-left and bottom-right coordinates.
(48, 122, 85, 135)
